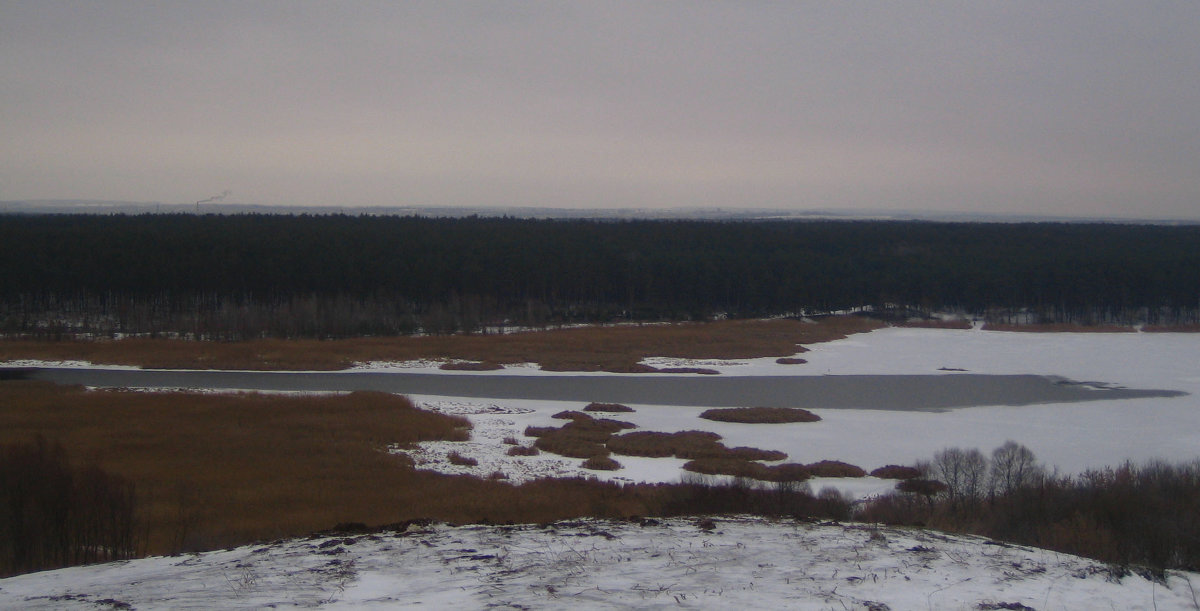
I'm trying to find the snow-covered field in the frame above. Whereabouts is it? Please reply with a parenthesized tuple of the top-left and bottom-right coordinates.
(395, 327, 1200, 491)
(3, 517, 1197, 610)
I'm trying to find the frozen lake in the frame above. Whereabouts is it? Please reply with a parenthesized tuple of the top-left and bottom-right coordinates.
(14, 367, 1183, 411)
(5, 327, 1199, 479)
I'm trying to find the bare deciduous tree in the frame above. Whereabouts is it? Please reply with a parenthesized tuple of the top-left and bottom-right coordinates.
(932, 447, 987, 506)
(989, 440, 1043, 497)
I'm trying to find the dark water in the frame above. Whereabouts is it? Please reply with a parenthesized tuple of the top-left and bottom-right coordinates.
(12, 367, 1186, 411)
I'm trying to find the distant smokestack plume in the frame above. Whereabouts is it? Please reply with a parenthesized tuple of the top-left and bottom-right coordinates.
(194, 190, 232, 212)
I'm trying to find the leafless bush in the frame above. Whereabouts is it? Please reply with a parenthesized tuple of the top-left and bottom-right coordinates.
(505, 445, 539, 457)
(861, 447, 1200, 572)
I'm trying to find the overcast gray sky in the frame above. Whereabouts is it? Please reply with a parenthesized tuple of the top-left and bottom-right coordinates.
(3, 1, 1198, 218)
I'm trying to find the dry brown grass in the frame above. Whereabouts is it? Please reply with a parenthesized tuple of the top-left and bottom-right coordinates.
(581, 456, 622, 471)
(699, 407, 821, 424)
(682, 460, 812, 482)
(583, 402, 635, 413)
(0, 381, 476, 553)
(605, 430, 722, 458)
(723, 447, 788, 462)
(0, 316, 882, 371)
(605, 430, 786, 462)
(1143, 324, 1200, 333)
(683, 458, 772, 480)
(896, 319, 973, 329)
(529, 412, 635, 459)
(980, 323, 1136, 333)
(804, 460, 867, 478)
(446, 451, 478, 466)
(0, 381, 866, 559)
(869, 465, 921, 479)
(532, 432, 610, 459)
(438, 361, 503, 371)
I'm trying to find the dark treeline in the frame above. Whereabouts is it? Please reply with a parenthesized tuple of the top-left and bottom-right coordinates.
(3, 214, 1199, 338)
(0, 437, 139, 576)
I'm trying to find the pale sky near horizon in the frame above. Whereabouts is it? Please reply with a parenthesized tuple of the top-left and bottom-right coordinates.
(3, 2, 1198, 218)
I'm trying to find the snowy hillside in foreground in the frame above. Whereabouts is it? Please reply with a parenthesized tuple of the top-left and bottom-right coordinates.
(3, 517, 1198, 610)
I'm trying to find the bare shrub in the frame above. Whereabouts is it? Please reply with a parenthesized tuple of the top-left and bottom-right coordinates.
(505, 445, 539, 457)
(862, 458, 1200, 572)
(581, 456, 622, 471)
(657, 367, 720, 375)
(804, 460, 867, 478)
(699, 407, 821, 424)
(870, 465, 922, 480)
(582, 402, 635, 413)
(502, 436, 519, 445)
(896, 478, 948, 497)
(815, 487, 852, 520)
(775, 357, 807, 365)
(446, 451, 477, 467)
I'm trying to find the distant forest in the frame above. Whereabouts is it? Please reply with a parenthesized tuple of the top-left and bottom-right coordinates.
(2, 214, 1199, 339)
